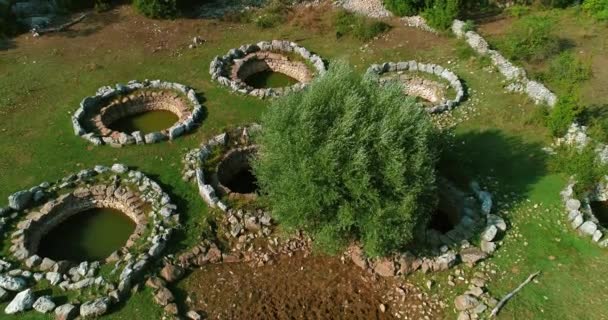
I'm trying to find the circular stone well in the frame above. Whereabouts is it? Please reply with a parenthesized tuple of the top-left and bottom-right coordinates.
(72, 80, 204, 146)
(561, 179, 608, 247)
(367, 61, 465, 113)
(1, 164, 179, 317)
(209, 40, 327, 98)
(216, 146, 259, 196)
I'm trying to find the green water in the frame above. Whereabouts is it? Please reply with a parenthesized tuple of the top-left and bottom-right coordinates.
(109, 110, 179, 134)
(245, 70, 299, 89)
(38, 208, 136, 262)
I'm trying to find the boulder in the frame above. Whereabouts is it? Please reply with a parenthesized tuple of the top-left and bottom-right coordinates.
(45, 272, 62, 285)
(571, 215, 584, 229)
(481, 225, 498, 242)
(39, 257, 56, 271)
(164, 303, 179, 315)
(579, 221, 598, 236)
(79, 298, 109, 318)
(433, 251, 457, 271)
(55, 304, 78, 320)
(373, 258, 395, 277)
(0, 275, 27, 291)
(460, 247, 488, 266)
(566, 199, 581, 211)
(397, 252, 419, 275)
(160, 264, 184, 283)
(5, 288, 35, 314)
(187, 310, 202, 320)
(480, 240, 496, 254)
(487, 214, 507, 232)
(111, 163, 128, 174)
(8, 190, 32, 210)
(33, 296, 55, 313)
(349, 246, 367, 270)
(454, 294, 480, 311)
(154, 287, 174, 306)
(145, 276, 166, 290)
(25, 255, 42, 268)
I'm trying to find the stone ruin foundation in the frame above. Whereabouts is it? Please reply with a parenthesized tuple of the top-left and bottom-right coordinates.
(562, 179, 608, 247)
(1, 164, 179, 317)
(210, 40, 327, 98)
(367, 61, 466, 113)
(72, 80, 204, 146)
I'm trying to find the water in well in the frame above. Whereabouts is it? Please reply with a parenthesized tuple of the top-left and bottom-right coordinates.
(590, 201, 608, 228)
(38, 208, 136, 261)
(244, 70, 299, 89)
(225, 165, 259, 194)
(109, 110, 179, 134)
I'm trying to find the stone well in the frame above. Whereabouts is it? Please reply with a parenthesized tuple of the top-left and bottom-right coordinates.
(1, 164, 179, 317)
(72, 80, 204, 146)
(367, 61, 465, 113)
(562, 179, 608, 247)
(216, 146, 259, 197)
(209, 40, 327, 98)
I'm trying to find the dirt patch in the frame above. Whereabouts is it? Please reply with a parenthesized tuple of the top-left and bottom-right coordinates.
(179, 252, 440, 319)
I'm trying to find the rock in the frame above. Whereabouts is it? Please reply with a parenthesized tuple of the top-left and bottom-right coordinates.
(0, 275, 27, 291)
(164, 303, 179, 315)
(466, 286, 484, 297)
(454, 294, 479, 311)
(579, 221, 598, 236)
(154, 287, 174, 306)
(487, 214, 507, 231)
(593, 230, 603, 242)
(8, 190, 32, 210)
(480, 240, 496, 254)
(379, 303, 386, 313)
(145, 276, 166, 290)
(481, 225, 498, 242)
(55, 303, 78, 320)
(46, 272, 62, 285)
(473, 302, 487, 314)
(186, 310, 201, 320)
(350, 246, 367, 270)
(205, 246, 222, 263)
(79, 298, 109, 318)
(39, 257, 56, 271)
(144, 132, 166, 144)
(111, 163, 128, 174)
(25, 255, 42, 268)
(566, 199, 581, 211)
(457, 311, 471, 320)
(460, 247, 488, 266)
(33, 296, 55, 313)
(160, 264, 184, 283)
(571, 214, 584, 229)
(373, 258, 395, 277)
(433, 251, 457, 271)
(398, 252, 418, 275)
(5, 288, 35, 314)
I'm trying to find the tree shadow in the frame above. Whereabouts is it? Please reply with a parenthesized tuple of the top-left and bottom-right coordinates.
(438, 129, 548, 204)
(48, 9, 121, 40)
(0, 38, 16, 51)
(191, 0, 266, 19)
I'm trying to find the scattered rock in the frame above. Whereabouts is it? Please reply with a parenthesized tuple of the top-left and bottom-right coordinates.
(8, 190, 33, 210)
(154, 287, 174, 306)
(460, 247, 488, 266)
(454, 294, 479, 311)
(55, 303, 78, 320)
(373, 258, 395, 277)
(160, 264, 184, 283)
(0, 275, 27, 291)
(5, 288, 35, 314)
(33, 296, 55, 313)
(481, 225, 498, 242)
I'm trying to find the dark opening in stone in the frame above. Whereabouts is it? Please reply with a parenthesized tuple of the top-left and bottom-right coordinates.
(38, 208, 136, 262)
(108, 110, 179, 134)
(590, 201, 608, 228)
(429, 192, 463, 234)
(217, 148, 259, 195)
(244, 70, 299, 89)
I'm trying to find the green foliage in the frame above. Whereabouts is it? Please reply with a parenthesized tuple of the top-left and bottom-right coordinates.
(383, 0, 425, 16)
(422, 0, 461, 30)
(540, 0, 578, 8)
(252, 62, 441, 257)
(462, 19, 475, 32)
(253, 0, 291, 28)
(547, 95, 585, 137)
(499, 15, 561, 62)
(505, 5, 531, 17)
(133, 0, 178, 19)
(333, 10, 391, 41)
(550, 144, 606, 193)
(583, 0, 608, 20)
(544, 52, 592, 91)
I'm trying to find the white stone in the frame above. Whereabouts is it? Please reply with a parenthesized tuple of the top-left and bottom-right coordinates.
(5, 289, 35, 314)
(33, 296, 55, 313)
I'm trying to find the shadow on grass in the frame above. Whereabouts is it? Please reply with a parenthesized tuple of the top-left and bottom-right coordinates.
(439, 129, 548, 202)
(0, 37, 16, 51)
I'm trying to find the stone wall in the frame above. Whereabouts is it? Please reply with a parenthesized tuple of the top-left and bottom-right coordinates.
(72, 80, 204, 147)
(367, 61, 465, 113)
(561, 181, 608, 247)
(210, 40, 327, 99)
(1, 164, 179, 318)
(233, 51, 313, 84)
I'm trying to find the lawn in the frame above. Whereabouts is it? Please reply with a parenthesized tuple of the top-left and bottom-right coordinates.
(1, 3, 608, 319)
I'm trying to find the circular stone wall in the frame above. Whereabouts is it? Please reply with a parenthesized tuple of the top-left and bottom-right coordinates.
(216, 146, 259, 197)
(561, 180, 608, 247)
(366, 61, 465, 113)
(72, 80, 204, 146)
(1, 164, 179, 317)
(209, 40, 327, 98)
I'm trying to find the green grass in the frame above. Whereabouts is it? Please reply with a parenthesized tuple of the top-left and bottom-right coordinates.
(1, 4, 608, 319)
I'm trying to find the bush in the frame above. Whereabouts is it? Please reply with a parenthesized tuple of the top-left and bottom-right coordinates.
(547, 94, 585, 137)
(253, 0, 291, 28)
(544, 52, 592, 91)
(550, 144, 606, 194)
(583, 0, 608, 20)
(499, 15, 561, 62)
(383, 0, 425, 16)
(541, 0, 578, 7)
(133, 0, 177, 19)
(505, 5, 531, 17)
(252, 62, 441, 257)
(422, 0, 461, 30)
(334, 10, 391, 41)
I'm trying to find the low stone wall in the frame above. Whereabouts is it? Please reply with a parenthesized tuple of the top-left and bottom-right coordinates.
(1, 164, 179, 317)
(561, 181, 608, 247)
(209, 40, 327, 99)
(367, 61, 465, 113)
(72, 80, 204, 147)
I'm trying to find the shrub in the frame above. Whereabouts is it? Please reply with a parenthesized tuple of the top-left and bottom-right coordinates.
(383, 0, 425, 16)
(133, 0, 177, 19)
(499, 15, 561, 62)
(547, 94, 584, 137)
(550, 144, 606, 194)
(544, 52, 592, 91)
(253, 0, 291, 28)
(583, 0, 608, 21)
(252, 62, 441, 257)
(505, 5, 531, 17)
(334, 10, 391, 41)
(540, 0, 578, 7)
(422, 0, 461, 30)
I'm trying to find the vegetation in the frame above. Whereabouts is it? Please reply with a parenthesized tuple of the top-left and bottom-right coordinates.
(543, 52, 592, 92)
(253, 62, 441, 256)
(133, 0, 178, 19)
(253, 0, 292, 28)
(333, 10, 391, 41)
(550, 144, 606, 193)
(583, 0, 608, 20)
(383, 0, 425, 16)
(498, 15, 561, 62)
(546, 95, 584, 137)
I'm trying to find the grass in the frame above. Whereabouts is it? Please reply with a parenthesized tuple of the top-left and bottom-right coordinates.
(1, 3, 608, 320)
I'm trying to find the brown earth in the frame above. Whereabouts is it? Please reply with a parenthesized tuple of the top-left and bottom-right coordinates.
(178, 252, 441, 320)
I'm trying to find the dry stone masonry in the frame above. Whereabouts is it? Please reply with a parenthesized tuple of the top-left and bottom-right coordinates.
(72, 80, 204, 146)
(367, 61, 465, 113)
(209, 40, 327, 98)
(561, 181, 608, 247)
(0, 164, 179, 317)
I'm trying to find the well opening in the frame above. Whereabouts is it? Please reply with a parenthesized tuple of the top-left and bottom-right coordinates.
(233, 52, 312, 89)
(244, 69, 299, 89)
(37, 207, 136, 262)
(217, 147, 259, 195)
(590, 201, 608, 228)
(429, 193, 463, 234)
(108, 109, 179, 134)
